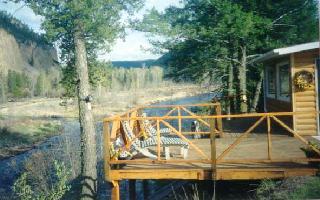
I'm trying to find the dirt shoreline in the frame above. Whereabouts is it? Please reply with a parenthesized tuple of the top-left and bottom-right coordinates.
(0, 84, 213, 160)
(0, 84, 213, 120)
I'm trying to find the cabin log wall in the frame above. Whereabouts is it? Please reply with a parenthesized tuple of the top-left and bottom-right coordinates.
(292, 50, 318, 135)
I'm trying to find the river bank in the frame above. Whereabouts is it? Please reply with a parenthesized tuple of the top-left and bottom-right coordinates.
(0, 84, 212, 160)
(0, 84, 211, 119)
(0, 92, 214, 199)
(0, 118, 62, 160)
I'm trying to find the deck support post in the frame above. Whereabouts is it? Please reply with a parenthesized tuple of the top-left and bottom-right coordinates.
(210, 118, 217, 180)
(129, 180, 136, 200)
(111, 180, 120, 200)
(103, 121, 111, 181)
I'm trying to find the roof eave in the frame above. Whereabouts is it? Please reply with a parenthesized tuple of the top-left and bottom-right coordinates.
(250, 50, 279, 64)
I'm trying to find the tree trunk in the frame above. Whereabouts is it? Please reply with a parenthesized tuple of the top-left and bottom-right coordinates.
(226, 63, 234, 119)
(250, 71, 263, 113)
(239, 46, 248, 113)
(0, 78, 6, 103)
(74, 29, 97, 200)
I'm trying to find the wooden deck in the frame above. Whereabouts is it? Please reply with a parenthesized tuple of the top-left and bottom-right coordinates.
(103, 103, 320, 200)
(109, 135, 318, 181)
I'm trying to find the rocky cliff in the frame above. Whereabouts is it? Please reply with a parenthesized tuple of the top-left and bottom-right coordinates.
(0, 28, 58, 76)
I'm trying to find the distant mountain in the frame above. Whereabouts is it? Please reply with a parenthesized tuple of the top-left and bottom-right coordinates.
(0, 11, 58, 77)
(112, 59, 158, 68)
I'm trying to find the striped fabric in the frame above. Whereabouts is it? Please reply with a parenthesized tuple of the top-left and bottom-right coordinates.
(122, 120, 188, 149)
(111, 120, 189, 159)
(141, 115, 171, 137)
(140, 136, 189, 148)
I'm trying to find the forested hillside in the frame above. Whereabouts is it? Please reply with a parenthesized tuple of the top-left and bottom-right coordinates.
(138, 0, 318, 113)
(0, 11, 170, 102)
(112, 59, 157, 68)
(0, 11, 60, 101)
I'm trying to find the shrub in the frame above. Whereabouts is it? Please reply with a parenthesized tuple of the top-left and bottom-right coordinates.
(13, 160, 71, 200)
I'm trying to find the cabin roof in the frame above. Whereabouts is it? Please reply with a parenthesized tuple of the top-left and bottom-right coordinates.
(252, 41, 319, 63)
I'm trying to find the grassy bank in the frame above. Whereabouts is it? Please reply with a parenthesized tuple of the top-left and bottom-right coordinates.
(0, 84, 212, 120)
(0, 84, 211, 160)
(257, 176, 320, 200)
(0, 117, 62, 159)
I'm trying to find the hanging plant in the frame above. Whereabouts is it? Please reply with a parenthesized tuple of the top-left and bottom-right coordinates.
(293, 70, 314, 91)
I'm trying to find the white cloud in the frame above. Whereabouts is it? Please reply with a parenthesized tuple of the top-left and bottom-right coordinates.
(98, 30, 160, 61)
(0, 0, 182, 61)
(0, 1, 43, 33)
(104, 0, 182, 61)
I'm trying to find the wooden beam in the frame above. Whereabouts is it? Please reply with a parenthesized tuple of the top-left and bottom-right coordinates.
(178, 106, 182, 133)
(181, 106, 210, 127)
(157, 120, 161, 160)
(215, 104, 224, 137)
(150, 107, 177, 127)
(104, 112, 311, 122)
(110, 169, 206, 180)
(109, 159, 212, 165)
(267, 116, 272, 160)
(216, 168, 318, 180)
(217, 116, 266, 161)
(141, 103, 220, 109)
(111, 180, 120, 200)
(209, 119, 216, 180)
(103, 121, 111, 182)
(164, 107, 177, 117)
(108, 157, 320, 165)
(104, 109, 320, 122)
(271, 116, 320, 155)
(217, 158, 320, 163)
(160, 120, 209, 159)
(111, 119, 120, 139)
(181, 132, 211, 135)
(109, 167, 318, 181)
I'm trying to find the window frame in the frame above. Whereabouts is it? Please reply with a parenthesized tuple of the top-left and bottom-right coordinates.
(276, 61, 291, 102)
(266, 66, 276, 99)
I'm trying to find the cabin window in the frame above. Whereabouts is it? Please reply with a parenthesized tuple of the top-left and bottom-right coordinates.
(277, 63, 290, 102)
(266, 67, 276, 98)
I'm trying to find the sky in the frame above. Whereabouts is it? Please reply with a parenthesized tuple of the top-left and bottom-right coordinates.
(0, 0, 181, 61)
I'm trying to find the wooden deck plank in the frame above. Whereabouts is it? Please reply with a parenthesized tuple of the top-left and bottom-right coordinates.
(107, 134, 319, 181)
(109, 167, 318, 180)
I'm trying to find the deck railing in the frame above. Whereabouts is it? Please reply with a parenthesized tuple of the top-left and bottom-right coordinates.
(103, 103, 320, 181)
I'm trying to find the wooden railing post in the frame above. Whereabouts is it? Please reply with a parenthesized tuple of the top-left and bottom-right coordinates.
(157, 119, 161, 160)
(216, 104, 224, 137)
(209, 118, 216, 180)
(267, 116, 272, 160)
(178, 106, 182, 133)
(103, 121, 111, 182)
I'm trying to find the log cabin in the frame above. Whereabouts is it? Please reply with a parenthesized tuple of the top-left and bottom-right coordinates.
(254, 42, 320, 136)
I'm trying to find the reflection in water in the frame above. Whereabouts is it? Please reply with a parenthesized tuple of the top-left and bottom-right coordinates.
(0, 93, 213, 199)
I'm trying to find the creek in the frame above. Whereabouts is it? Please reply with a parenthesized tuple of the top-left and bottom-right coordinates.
(0, 93, 215, 199)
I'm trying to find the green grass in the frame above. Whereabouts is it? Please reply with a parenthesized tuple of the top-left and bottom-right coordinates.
(0, 118, 62, 159)
(289, 177, 320, 200)
(256, 177, 320, 200)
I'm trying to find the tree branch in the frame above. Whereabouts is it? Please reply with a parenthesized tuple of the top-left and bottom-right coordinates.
(272, 0, 309, 25)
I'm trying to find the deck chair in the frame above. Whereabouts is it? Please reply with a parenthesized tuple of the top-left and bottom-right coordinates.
(139, 114, 189, 159)
(114, 120, 188, 160)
